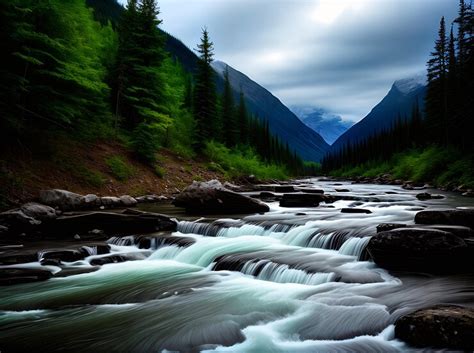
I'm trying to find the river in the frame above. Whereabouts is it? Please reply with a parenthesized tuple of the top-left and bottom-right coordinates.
(1, 179, 474, 352)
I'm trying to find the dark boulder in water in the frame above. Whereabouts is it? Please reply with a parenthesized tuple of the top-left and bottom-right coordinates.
(367, 228, 468, 273)
(174, 180, 269, 214)
(280, 193, 324, 207)
(0, 268, 52, 286)
(341, 208, 372, 214)
(376, 223, 407, 233)
(415, 209, 474, 228)
(416, 192, 444, 200)
(395, 305, 474, 350)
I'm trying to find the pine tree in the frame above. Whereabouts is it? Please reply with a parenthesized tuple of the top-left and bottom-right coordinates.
(193, 28, 217, 149)
(221, 66, 238, 146)
(236, 89, 249, 145)
(426, 16, 448, 144)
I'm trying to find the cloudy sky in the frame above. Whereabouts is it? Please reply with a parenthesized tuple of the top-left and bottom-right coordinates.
(119, 0, 458, 122)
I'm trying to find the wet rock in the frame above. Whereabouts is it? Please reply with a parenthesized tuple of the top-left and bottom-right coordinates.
(367, 228, 467, 273)
(0, 250, 38, 265)
(82, 194, 100, 207)
(259, 191, 276, 198)
(415, 209, 474, 228)
(295, 188, 324, 194)
(341, 208, 372, 214)
(137, 234, 196, 249)
(40, 258, 62, 266)
(462, 190, 474, 197)
(280, 193, 324, 207)
(54, 266, 100, 278)
(20, 202, 57, 221)
(100, 196, 122, 208)
(39, 189, 83, 210)
(0, 268, 52, 285)
(376, 223, 407, 233)
(335, 188, 350, 192)
(395, 305, 474, 350)
(89, 254, 130, 266)
(40, 249, 85, 262)
(419, 225, 474, 239)
(174, 180, 269, 214)
(45, 211, 177, 236)
(136, 194, 164, 203)
(0, 209, 41, 233)
(119, 195, 137, 207)
(416, 192, 445, 200)
(0, 225, 8, 235)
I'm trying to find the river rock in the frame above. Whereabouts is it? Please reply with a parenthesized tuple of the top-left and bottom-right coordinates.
(395, 305, 474, 350)
(100, 196, 122, 208)
(43, 211, 177, 236)
(341, 208, 372, 214)
(89, 254, 131, 266)
(280, 193, 324, 207)
(416, 192, 444, 200)
(39, 189, 83, 210)
(415, 209, 474, 228)
(119, 195, 137, 207)
(20, 202, 57, 221)
(376, 223, 407, 233)
(0, 209, 41, 233)
(173, 180, 269, 214)
(335, 188, 350, 192)
(295, 188, 325, 194)
(0, 268, 53, 286)
(82, 194, 101, 207)
(367, 228, 467, 273)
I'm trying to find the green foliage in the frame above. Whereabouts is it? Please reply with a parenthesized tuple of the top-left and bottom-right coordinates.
(153, 165, 166, 178)
(204, 141, 289, 180)
(105, 155, 135, 181)
(130, 121, 163, 163)
(331, 146, 474, 189)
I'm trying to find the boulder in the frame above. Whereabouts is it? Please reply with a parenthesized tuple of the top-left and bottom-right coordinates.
(43, 211, 177, 236)
(280, 193, 324, 207)
(39, 189, 83, 210)
(89, 254, 131, 266)
(376, 223, 407, 233)
(415, 209, 474, 229)
(341, 208, 372, 214)
(82, 194, 101, 207)
(173, 180, 269, 214)
(419, 224, 474, 239)
(100, 196, 122, 208)
(40, 249, 85, 262)
(367, 228, 468, 273)
(20, 202, 57, 221)
(0, 268, 52, 286)
(416, 192, 444, 200)
(0, 209, 41, 233)
(119, 195, 137, 207)
(395, 305, 474, 350)
(295, 188, 324, 194)
(135, 194, 167, 203)
(335, 188, 350, 192)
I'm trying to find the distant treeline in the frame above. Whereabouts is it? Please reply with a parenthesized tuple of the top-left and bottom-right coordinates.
(0, 0, 312, 177)
(322, 0, 473, 172)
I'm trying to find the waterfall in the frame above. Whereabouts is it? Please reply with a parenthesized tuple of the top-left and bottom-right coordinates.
(338, 237, 372, 258)
(241, 259, 336, 285)
(107, 236, 135, 246)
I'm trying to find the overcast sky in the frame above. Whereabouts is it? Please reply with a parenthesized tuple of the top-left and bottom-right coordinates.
(119, 0, 458, 122)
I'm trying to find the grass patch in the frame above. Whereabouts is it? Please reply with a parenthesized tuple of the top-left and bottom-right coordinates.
(329, 146, 474, 189)
(154, 165, 166, 178)
(105, 155, 136, 181)
(204, 141, 289, 180)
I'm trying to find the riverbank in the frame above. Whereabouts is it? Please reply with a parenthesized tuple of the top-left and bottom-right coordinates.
(1, 178, 474, 351)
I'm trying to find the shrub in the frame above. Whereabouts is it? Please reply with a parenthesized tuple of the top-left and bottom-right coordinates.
(105, 155, 135, 181)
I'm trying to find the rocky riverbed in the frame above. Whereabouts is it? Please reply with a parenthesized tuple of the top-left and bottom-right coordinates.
(1, 178, 474, 352)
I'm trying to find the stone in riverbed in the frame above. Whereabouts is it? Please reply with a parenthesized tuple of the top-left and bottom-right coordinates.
(39, 189, 83, 210)
(416, 192, 444, 200)
(395, 305, 474, 350)
(20, 202, 57, 221)
(376, 223, 407, 233)
(0, 268, 52, 286)
(119, 195, 137, 207)
(174, 180, 269, 214)
(295, 188, 325, 194)
(280, 193, 324, 207)
(415, 209, 474, 228)
(341, 208, 372, 214)
(367, 228, 467, 273)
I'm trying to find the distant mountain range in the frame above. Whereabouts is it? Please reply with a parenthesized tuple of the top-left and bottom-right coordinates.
(331, 74, 426, 152)
(290, 106, 353, 145)
(211, 61, 329, 161)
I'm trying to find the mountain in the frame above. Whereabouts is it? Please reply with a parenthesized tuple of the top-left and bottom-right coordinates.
(331, 74, 426, 151)
(291, 106, 353, 145)
(85, 0, 329, 161)
(212, 61, 329, 161)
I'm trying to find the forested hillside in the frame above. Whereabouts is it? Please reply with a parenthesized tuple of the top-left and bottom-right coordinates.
(0, 0, 319, 206)
(323, 0, 474, 189)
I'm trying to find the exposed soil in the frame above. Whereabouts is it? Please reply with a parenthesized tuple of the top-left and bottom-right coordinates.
(0, 138, 226, 209)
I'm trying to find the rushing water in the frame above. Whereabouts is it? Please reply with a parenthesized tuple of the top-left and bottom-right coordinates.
(1, 179, 474, 352)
